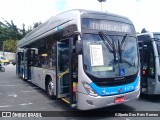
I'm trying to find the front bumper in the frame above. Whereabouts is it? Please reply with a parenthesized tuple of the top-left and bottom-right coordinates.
(77, 88, 140, 110)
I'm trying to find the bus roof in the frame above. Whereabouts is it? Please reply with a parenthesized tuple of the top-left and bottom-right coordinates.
(17, 9, 134, 48)
(137, 32, 160, 42)
(137, 32, 160, 37)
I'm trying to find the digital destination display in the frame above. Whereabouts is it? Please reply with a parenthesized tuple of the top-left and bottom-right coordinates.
(82, 18, 132, 33)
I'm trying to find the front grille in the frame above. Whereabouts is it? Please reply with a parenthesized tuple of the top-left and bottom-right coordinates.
(86, 73, 137, 87)
(94, 77, 136, 87)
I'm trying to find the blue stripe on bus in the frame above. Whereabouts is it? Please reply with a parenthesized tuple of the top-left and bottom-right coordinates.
(90, 77, 139, 96)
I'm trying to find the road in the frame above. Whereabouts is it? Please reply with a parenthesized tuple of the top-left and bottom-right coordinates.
(0, 65, 160, 120)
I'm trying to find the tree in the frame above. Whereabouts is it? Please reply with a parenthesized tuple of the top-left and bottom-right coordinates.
(0, 19, 42, 52)
(141, 28, 148, 33)
(0, 19, 24, 51)
(33, 21, 42, 28)
(4, 39, 17, 53)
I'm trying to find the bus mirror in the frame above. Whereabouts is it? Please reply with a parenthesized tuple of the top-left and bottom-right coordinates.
(76, 40, 82, 54)
(31, 48, 38, 54)
(35, 49, 38, 54)
(74, 31, 82, 38)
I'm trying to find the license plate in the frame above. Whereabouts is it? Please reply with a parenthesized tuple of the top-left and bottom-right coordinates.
(115, 96, 125, 103)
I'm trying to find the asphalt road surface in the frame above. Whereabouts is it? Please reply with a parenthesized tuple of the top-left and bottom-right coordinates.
(0, 64, 160, 120)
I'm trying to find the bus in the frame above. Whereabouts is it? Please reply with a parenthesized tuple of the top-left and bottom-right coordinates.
(137, 32, 160, 95)
(16, 9, 140, 110)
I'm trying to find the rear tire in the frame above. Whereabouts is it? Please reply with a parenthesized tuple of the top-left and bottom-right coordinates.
(46, 78, 56, 99)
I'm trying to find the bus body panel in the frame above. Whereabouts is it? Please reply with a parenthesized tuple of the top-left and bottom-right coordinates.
(76, 56, 140, 109)
(16, 9, 140, 110)
(77, 88, 140, 110)
(30, 67, 56, 91)
(137, 32, 160, 94)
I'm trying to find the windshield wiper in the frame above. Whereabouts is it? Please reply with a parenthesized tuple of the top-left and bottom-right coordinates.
(118, 34, 128, 62)
(99, 31, 117, 62)
(118, 34, 135, 66)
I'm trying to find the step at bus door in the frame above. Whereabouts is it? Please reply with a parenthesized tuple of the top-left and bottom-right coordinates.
(56, 38, 75, 105)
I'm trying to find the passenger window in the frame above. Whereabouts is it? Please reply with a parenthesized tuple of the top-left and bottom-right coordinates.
(148, 44, 155, 78)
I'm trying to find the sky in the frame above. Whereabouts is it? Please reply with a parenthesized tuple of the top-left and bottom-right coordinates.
(0, 0, 159, 32)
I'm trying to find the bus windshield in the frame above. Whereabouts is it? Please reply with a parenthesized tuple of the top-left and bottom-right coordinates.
(154, 34, 160, 39)
(82, 33, 138, 78)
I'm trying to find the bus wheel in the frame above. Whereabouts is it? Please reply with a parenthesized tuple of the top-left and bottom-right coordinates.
(47, 78, 56, 99)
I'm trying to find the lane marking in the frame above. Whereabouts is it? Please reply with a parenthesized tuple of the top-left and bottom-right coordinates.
(0, 103, 34, 108)
(0, 105, 15, 108)
(8, 94, 18, 97)
(19, 103, 33, 106)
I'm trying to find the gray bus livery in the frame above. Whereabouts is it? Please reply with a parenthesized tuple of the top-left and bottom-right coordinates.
(16, 9, 140, 110)
(137, 32, 160, 95)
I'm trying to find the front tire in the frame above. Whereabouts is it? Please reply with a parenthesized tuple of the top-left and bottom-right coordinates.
(46, 78, 56, 99)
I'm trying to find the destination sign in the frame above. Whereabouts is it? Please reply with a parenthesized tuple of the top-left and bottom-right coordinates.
(82, 18, 132, 33)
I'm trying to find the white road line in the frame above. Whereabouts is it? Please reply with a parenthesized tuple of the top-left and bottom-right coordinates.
(0, 105, 15, 108)
(19, 103, 33, 106)
(8, 94, 18, 97)
(0, 103, 34, 108)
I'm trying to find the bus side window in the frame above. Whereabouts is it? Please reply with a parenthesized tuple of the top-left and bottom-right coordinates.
(148, 44, 155, 78)
(142, 43, 149, 72)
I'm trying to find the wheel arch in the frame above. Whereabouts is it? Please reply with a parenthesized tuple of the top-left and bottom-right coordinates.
(45, 74, 52, 91)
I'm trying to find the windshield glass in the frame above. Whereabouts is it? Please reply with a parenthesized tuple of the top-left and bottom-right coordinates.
(156, 41, 160, 55)
(83, 34, 138, 78)
(154, 34, 160, 39)
(153, 34, 160, 56)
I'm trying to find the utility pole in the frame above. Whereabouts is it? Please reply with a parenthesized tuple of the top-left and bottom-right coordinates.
(97, 0, 107, 11)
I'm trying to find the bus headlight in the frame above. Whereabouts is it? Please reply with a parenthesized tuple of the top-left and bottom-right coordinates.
(82, 81, 98, 97)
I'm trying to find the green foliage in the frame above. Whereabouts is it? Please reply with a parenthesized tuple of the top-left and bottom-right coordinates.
(141, 28, 148, 33)
(0, 19, 23, 51)
(33, 21, 42, 28)
(4, 39, 17, 53)
(0, 19, 42, 53)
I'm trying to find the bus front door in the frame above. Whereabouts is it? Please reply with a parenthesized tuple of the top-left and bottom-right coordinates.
(56, 38, 76, 106)
(56, 41, 70, 98)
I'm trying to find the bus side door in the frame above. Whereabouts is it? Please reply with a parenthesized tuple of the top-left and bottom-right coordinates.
(140, 41, 155, 94)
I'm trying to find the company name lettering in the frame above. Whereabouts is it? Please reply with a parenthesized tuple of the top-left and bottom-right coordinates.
(90, 22, 130, 32)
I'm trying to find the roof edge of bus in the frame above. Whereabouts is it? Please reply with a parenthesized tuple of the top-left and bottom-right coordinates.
(23, 9, 131, 35)
(137, 32, 160, 36)
(18, 9, 134, 47)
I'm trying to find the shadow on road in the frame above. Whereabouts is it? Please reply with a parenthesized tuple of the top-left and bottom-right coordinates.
(139, 94, 160, 103)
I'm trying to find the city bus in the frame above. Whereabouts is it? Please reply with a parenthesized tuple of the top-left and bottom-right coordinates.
(16, 9, 140, 110)
(137, 32, 160, 95)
